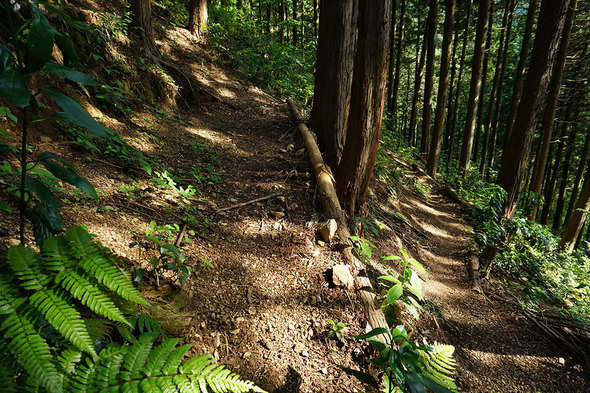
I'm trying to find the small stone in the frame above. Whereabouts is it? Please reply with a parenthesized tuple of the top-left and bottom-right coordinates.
(320, 367, 328, 374)
(301, 349, 309, 357)
(317, 240, 326, 247)
(293, 342, 305, 355)
(317, 219, 337, 242)
(270, 211, 285, 219)
(559, 357, 565, 365)
(243, 351, 252, 359)
(288, 323, 296, 331)
(332, 265, 354, 289)
(200, 321, 206, 329)
(286, 144, 295, 152)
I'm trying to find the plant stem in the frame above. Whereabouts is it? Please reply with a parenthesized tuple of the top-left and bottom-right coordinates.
(19, 108, 28, 244)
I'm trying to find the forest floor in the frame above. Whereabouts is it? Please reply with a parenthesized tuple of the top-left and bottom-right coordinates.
(1, 15, 589, 392)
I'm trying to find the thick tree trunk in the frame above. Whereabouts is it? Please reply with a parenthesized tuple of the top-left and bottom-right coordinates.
(391, 0, 407, 130)
(420, 0, 438, 156)
(559, 166, 590, 252)
(565, 129, 590, 226)
(426, 0, 455, 176)
(495, 0, 570, 219)
(131, 0, 158, 53)
(309, 0, 358, 169)
(528, 0, 576, 221)
(407, 14, 427, 147)
(504, 0, 538, 145)
(446, 0, 473, 165)
(459, 0, 491, 179)
(482, 0, 571, 272)
(336, 0, 391, 216)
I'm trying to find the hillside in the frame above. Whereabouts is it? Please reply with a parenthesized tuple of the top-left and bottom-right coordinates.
(1, 1, 589, 392)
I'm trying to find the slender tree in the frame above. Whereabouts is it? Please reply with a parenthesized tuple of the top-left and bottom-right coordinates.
(446, 0, 473, 164)
(408, 14, 428, 147)
(419, 0, 438, 156)
(336, 0, 391, 216)
(565, 130, 590, 225)
(391, 0, 407, 130)
(386, 0, 398, 121)
(559, 162, 590, 252)
(309, 0, 358, 169)
(426, 0, 455, 176)
(458, 0, 491, 179)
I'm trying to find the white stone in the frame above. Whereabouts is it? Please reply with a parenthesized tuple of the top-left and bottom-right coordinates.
(332, 265, 354, 289)
(317, 219, 337, 242)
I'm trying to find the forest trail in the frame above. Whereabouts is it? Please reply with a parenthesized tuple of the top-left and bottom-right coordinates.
(389, 169, 589, 392)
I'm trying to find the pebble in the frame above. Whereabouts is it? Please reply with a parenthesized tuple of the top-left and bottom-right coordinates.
(293, 342, 305, 354)
(270, 211, 285, 219)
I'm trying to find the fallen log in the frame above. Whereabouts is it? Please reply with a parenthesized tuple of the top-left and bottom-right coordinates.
(286, 100, 389, 342)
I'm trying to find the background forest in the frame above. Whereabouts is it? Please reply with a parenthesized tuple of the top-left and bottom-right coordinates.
(1, 0, 590, 392)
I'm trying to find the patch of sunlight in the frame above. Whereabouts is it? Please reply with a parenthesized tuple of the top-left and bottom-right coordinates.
(217, 87, 236, 99)
(187, 126, 227, 145)
(419, 221, 455, 240)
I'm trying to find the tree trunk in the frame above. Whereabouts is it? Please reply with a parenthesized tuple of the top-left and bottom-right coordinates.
(292, 0, 298, 47)
(408, 13, 427, 147)
(480, 0, 513, 176)
(336, 0, 391, 217)
(540, 117, 566, 225)
(553, 118, 579, 230)
(266, 1, 272, 35)
(313, 0, 318, 40)
(300, 0, 304, 50)
(496, 0, 571, 219)
(279, 1, 285, 44)
(386, 0, 398, 121)
(131, 0, 158, 53)
(458, 0, 491, 179)
(504, 0, 538, 145)
(391, 0, 407, 130)
(472, 0, 494, 168)
(443, 14, 460, 158)
(426, 0, 455, 177)
(559, 165, 590, 252)
(486, 0, 517, 180)
(528, 0, 577, 221)
(419, 0, 438, 156)
(564, 129, 590, 226)
(446, 0, 473, 165)
(309, 0, 358, 169)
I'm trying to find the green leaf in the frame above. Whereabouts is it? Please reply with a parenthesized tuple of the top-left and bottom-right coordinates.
(0, 71, 31, 107)
(25, 5, 55, 73)
(353, 327, 390, 340)
(380, 255, 403, 262)
(0, 44, 12, 73)
(378, 275, 401, 284)
(360, 242, 372, 258)
(37, 152, 76, 171)
(391, 324, 408, 341)
(405, 370, 427, 393)
(53, 33, 79, 67)
(44, 63, 98, 86)
(25, 177, 62, 233)
(406, 257, 426, 274)
(160, 244, 179, 256)
(386, 284, 403, 304)
(422, 377, 456, 393)
(337, 366, 379, 389)
(44, 88, 113, 138)
(40, 160, 97, 199)
(0, 201, 12, 213)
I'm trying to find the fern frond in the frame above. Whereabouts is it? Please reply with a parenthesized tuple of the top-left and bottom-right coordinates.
(57, 349, 82, 375)
(121, 333, 158, 381)
(0, 305, 62, 393)
(56, 268, 129, 325)
(65, 227, 147, 306)
(83, 319, 112, 343)
(42, 236, 74, 271)
(143, 338, 183, 377)
(29, 287, 96, 358)
(7, 246, 50, 290)
(419, 342, 457, 392)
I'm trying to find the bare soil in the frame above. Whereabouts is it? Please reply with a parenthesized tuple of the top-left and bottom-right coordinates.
(1, 9, 589, 392)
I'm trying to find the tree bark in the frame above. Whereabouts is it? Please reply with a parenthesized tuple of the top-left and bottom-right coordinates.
(336, 0, 391, 217)
(426, 0, 455, 176)
(446, 0, 473, 165)
(528, 0, 576, 221)
(292, 0, 298, 47)
(420, 0, 439, 156)
(131, 0, 158, 53)
(459, 0, 491, 179)
(559, 164, 590, 252)
(540, 117, 566, 225)
(386, 0, 398, 121)
(443, 14, 460, 158)
(309, 0, 358, 169)
(553, 118, 579, 230)
(504, 0, 538, 145)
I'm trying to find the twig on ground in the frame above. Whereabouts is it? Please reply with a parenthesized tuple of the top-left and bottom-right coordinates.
(215, 192, 281, 213)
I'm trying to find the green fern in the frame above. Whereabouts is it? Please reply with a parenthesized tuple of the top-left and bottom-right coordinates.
(0, 227, 267, 393)
(418, 341, 458, 392)
(66, 333, 267, 393)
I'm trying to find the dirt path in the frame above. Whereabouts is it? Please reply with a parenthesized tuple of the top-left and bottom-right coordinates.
(387, 169, 589, 392)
